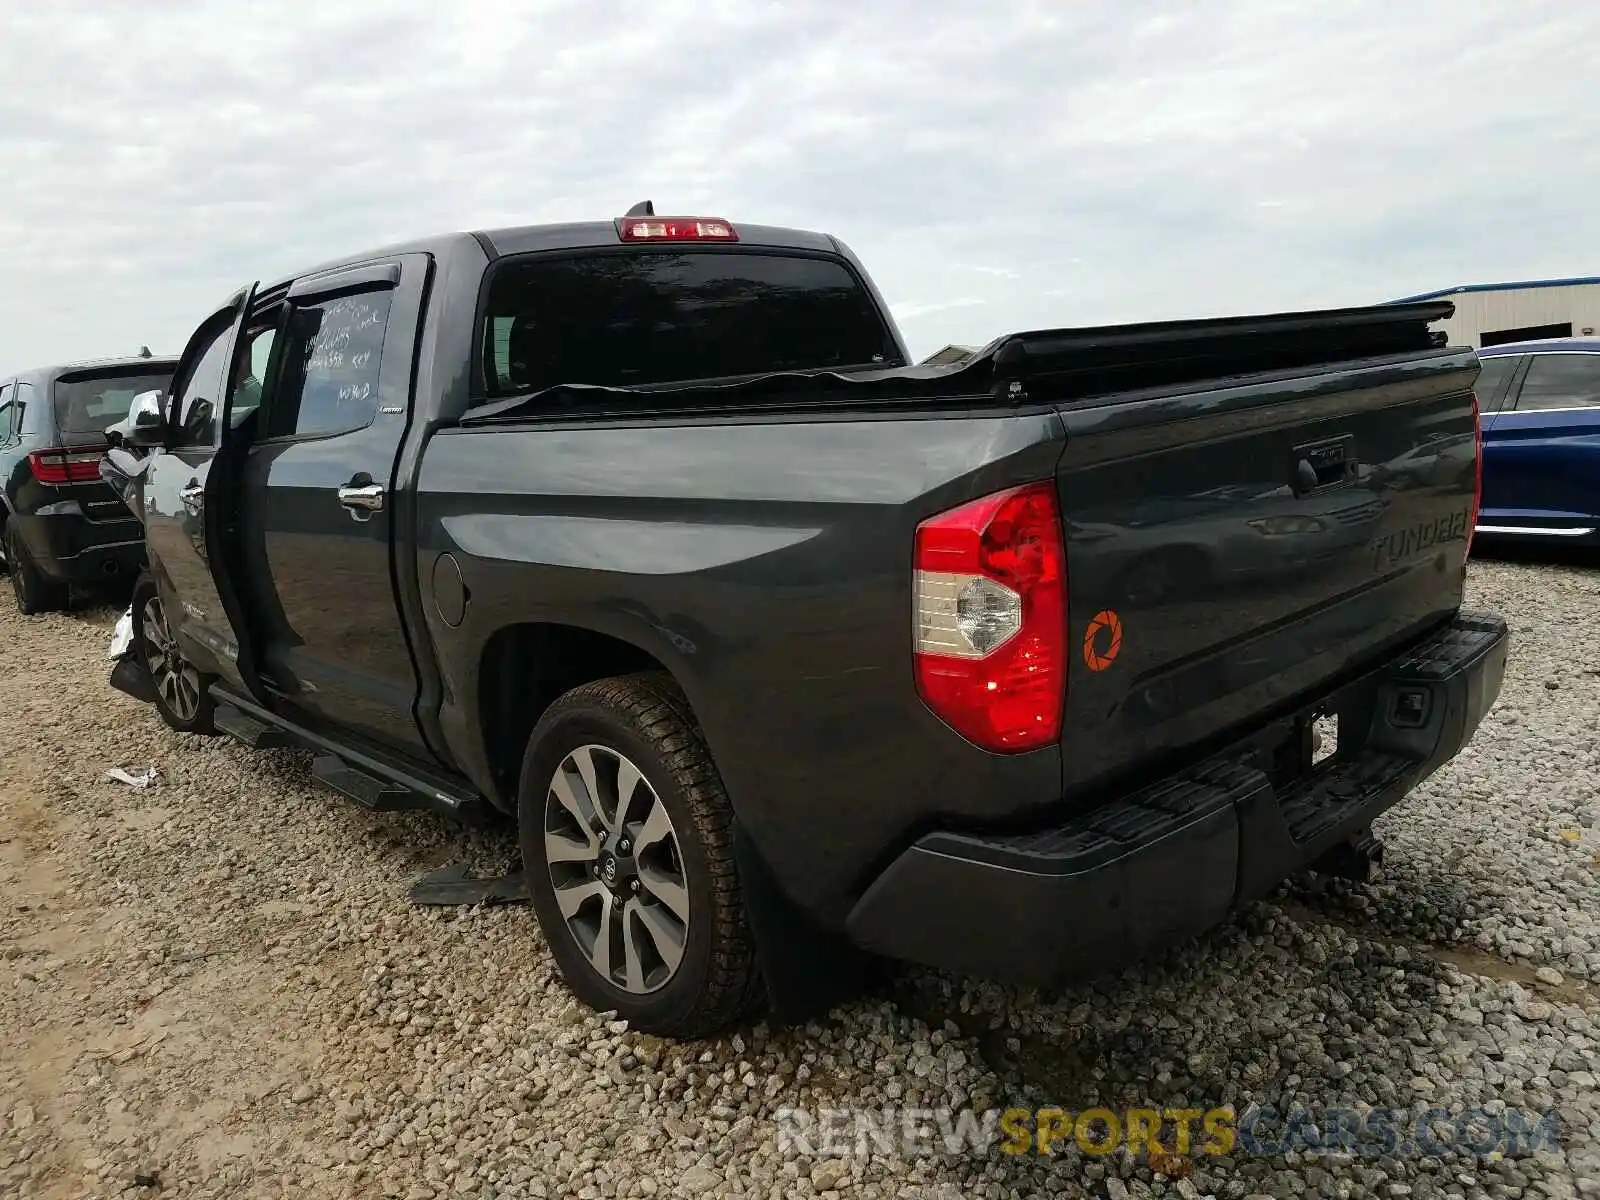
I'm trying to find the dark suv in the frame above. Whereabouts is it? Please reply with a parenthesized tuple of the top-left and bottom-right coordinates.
(0, 355, 177, 613)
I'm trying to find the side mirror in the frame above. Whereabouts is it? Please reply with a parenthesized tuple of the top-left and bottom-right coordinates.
(123, 389, 167, 448)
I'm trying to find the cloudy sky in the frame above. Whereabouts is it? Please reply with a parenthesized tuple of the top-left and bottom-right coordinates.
(1, 0, 1595, 373)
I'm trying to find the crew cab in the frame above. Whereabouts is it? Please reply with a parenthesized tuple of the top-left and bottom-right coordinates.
(108, 206, 1508, 1036)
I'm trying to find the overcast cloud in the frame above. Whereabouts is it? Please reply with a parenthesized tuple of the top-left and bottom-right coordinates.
(1, 0, 1596, 372)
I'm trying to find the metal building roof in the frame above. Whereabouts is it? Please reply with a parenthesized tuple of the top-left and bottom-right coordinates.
(1389, 275, 1600, 303)
(1479, 337, 1600, 357)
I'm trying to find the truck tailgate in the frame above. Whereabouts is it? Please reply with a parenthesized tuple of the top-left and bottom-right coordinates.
(1052, 344, 1480, 796)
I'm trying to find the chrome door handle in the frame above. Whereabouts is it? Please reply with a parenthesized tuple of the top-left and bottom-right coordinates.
(180, 482, 204, 514)
(337, 483, 385, 517)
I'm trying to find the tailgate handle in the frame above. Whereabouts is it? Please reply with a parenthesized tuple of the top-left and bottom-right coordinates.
(1291, 435, 1355, 494)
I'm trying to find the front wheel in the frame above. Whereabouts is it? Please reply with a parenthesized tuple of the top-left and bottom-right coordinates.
(518, 672, 762, 1038)
(132, 576, 217, 735)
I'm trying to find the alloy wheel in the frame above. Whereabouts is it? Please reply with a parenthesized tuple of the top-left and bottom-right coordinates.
(543, 744, 690, 995)
(142, 595, 201, 723)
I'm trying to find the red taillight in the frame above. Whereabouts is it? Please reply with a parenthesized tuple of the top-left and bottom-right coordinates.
(913, 482, 1066, 752)
(1466, 390, 1483, 561)
(28, 447, 103, 485)
(617, 217, 738, 243)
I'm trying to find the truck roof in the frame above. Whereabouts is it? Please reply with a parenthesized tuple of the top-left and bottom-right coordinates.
(476, 219, 840, 258)
(273, 217, 844, 294)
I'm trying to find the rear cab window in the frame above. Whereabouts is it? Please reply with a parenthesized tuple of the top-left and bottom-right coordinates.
(54, 367, 174, 443)
(476, 249, 901, 401)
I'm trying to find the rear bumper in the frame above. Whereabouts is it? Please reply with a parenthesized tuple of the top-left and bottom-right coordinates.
(845, 611, 1509, 986)
(11, 512, 145, 583)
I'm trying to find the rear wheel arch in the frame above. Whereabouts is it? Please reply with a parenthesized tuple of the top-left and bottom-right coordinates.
(477, 621, 712, 811)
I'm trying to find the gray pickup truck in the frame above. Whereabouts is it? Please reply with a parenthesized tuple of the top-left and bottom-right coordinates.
(103, 204, 1507, 1036)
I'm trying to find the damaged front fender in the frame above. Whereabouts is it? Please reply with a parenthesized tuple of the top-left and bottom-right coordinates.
(107, 603, 157, 703)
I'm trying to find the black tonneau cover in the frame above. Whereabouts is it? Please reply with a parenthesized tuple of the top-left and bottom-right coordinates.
(461, 300, 1457, 423)
(976, 300, 1455, 405)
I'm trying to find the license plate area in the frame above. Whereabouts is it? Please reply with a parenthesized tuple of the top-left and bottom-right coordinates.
(1266, 703, 1349, 787)
(1264, 705, 1347, 788)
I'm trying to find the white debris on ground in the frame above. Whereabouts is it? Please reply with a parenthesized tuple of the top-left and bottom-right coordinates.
(104, 766, 159, 790)
(1, 558, 1597, 1199)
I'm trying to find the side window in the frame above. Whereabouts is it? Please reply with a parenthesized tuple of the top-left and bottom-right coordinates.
(1513, 354, 1600, 412)
(0, 386, 14, 441)
(1472, 356, 1518, 412)
(229, 321, 279, 429)
(14, 382, 38, 435)
(265, 290, 392, 440)
(169, 323, 234, 447)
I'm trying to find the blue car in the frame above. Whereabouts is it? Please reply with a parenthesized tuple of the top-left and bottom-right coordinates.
(1474, 337, 1600, 544)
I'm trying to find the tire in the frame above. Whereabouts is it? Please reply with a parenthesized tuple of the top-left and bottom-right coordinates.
(518, 672, 762, 1038)
(5, 523, 68, 616)
(131, 575, 217, 735)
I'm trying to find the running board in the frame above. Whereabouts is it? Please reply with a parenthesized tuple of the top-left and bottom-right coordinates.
(215, 704, 294, 749)
(1475, 523, 1596, 538)
(207, 686, 487, 822)
(312, 754, 432, 812)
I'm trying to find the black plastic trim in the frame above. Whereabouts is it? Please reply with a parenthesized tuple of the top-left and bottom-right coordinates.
(210, 684, 484, 819)
(844, 611, 1509, 987)
(109, 656, 157, 704)
(287, 262, 402, 302)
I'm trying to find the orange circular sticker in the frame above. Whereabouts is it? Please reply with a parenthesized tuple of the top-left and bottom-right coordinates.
(1083, 609, 1123, 672)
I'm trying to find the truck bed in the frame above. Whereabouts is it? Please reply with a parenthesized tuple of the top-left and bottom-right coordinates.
(422, 301, 1482, 928)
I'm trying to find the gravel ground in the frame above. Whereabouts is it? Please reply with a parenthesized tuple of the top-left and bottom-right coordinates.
(2, 558, 1598, 1200)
